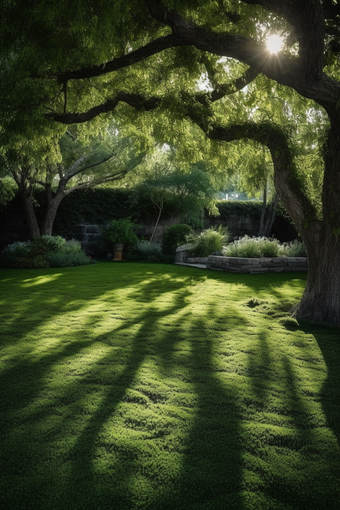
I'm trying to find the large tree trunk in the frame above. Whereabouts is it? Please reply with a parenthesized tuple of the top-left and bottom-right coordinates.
(41, 187, 65, 236)
(294, 225, 340, 325)
(21, 189, 41, 239)
(290, 116, 340, 327)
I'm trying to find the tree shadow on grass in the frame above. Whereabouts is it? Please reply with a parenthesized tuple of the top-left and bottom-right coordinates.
(171, 334, 243, 509)
(1, 264, 212, 509)
(60, 268, 244, 509)
(62, 303, 197, 509)
(0, 264, 321, 510)
(205, 269, 307, 297)
(245, 322, 340, 510)
(148, 304, 247, 510)
(299, 321, 340, 442)
(0, 264, 203, 507)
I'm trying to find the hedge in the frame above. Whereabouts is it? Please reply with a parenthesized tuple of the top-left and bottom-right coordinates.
(1, 189, 297, 244)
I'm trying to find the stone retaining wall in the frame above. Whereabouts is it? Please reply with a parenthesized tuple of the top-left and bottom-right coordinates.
(68, 224, 103, 255)
(69, 217, 180, 256)
(186, 257, 209, 265)
(207, 255, 308, 273)
(175, 245, 308, 273)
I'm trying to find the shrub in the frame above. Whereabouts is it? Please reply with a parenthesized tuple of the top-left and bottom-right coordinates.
(222, 236, 306, 258)
(101, 218, 140, 246)
(278, 239, 307, 257)
(1, 236, 90, 268)
(14, 255, 50, 269)
(162, 224, 193, 255)
(62, 239, 83, 254)
(47, 251, 90, 267)
(40, 235, 66, 251)
(187, 226, 230, 257)
(29, 237, 56, 258)
(2, 241, 31, 258)
(223, 236, 279, 257)
(128, 240, 172, 263)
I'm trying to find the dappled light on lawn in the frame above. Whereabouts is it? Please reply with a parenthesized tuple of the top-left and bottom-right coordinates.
(0, 263, 339, 509)
(21, 273, 63, 287)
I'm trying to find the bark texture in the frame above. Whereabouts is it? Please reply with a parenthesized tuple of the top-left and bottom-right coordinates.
(295, 225, 340, 325)
(41, 186, 65, 236)
(21, 189, 41, 239)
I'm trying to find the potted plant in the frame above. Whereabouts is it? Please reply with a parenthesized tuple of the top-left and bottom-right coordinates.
(101, 219, 140, 260)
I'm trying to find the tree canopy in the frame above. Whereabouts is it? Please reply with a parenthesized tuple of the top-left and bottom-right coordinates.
(129, 148, 221, 239)
(0, 124, 146, 238)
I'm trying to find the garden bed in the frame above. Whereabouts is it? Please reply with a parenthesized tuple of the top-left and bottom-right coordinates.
(207, 254, 308, 273)
(175, 239, 308, 273)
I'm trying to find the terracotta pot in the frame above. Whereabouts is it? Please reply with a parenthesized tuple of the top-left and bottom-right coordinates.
(113, 242, 124, 261)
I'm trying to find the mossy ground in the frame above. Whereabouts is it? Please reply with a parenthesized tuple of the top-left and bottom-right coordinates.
(0, 262, 339, 509)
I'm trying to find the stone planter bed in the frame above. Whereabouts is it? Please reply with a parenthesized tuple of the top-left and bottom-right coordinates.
(207, 255, 308, 273)
(175, 245, 308, 273)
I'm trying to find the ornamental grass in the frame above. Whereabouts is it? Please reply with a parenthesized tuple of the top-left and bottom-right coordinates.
(223, 236, 306, 258)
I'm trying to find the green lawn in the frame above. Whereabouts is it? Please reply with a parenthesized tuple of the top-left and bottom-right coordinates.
(0, 262, 339, 510)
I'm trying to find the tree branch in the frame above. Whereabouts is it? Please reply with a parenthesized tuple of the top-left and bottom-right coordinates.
(145, 0, 336, 105)
(35, 179, 47, 187)
(53, 34, 185, 84)
(10, 169, 21, 188)
(63, 171, 127, 195)
(51, 0, 295, 90)
(48, 66, 258, 125)
(64, 156, 86, 177)
(196, 120, 318, 233)
(196, 66, 259, 104)
(47, 0, 339, 116)
(67, 152, 116, 178)
(47, 92, 161, 124)
(57, 164, 64, 180)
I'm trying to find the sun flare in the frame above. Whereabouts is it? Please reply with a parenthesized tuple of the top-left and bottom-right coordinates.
(266, 34, 283, 54)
